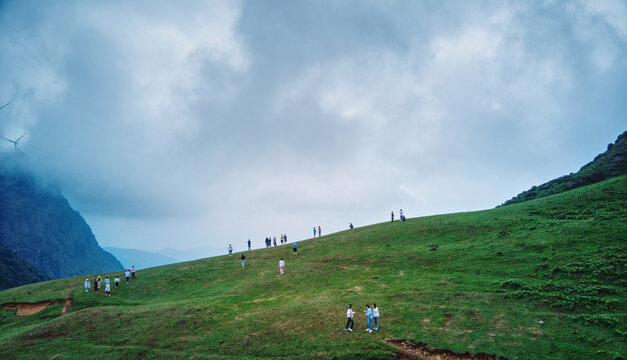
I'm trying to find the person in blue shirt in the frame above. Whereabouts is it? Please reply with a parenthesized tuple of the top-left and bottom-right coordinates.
(364, 304, 373, 332)
(292, 242, 297, 256)
(313, 227, 316, 238)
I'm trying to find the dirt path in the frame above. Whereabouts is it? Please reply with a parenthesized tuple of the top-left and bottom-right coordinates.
(386, 340, 508, 360)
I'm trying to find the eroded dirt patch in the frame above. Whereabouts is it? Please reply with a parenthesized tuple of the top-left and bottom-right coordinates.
(386, 340, 508, 360)
(62, 294, 73, 315)
(2, 301, 52, 316)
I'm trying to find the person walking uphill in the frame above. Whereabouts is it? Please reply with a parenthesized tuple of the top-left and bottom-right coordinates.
(364, 305, 373, 332)
(372, 303, 379, 330)
(241, 253, 246, 267)
(279, 258, 285, 275)
(115, 276, 120, 288)
(292, 242, 297, 256)
(131, 266, 136, 278)
(84, 279, 90, 292)
(93, 278, 99, 292)
(105, 281, 111, 296)
(125, 269, 130, 284)
(345, 304, 355, 331)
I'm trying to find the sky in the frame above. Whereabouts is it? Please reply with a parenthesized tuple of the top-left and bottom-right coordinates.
(0, 0, 625, 259)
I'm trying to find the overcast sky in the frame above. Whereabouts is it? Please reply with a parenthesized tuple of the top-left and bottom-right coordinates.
(1, 0, 625, 258)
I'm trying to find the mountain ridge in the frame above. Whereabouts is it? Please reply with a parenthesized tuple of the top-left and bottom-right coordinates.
(501, 130, 627, 206)
(0, 154, 123, 284)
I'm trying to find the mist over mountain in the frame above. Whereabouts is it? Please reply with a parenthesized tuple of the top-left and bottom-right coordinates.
(104, 247, 178, 270)
(0, 153, 123, 282)
(501, 130, 627, 206)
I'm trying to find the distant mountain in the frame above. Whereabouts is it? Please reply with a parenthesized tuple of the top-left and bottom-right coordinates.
(0, 243, 49, 291)
(104, 247, 179, 270)
(501, 130, 627, 206)
(0, 154, 123, 280)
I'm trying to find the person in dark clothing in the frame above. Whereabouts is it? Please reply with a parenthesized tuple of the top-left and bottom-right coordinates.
(247, 239, 251, 251)
(241, 253, 246, 267)
(391, 211, 394, 222)
(93, 279, 99, 292)
(349, 222, 353, 229)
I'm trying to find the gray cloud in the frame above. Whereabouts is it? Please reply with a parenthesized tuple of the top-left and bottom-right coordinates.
(1, 0, 625, 255)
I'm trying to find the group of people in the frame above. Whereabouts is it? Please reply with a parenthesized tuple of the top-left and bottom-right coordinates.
(345, 303, 380, 332)
(264, 234, 289, 248)
(84, 266, 137, 297)
(391, 209, 406, 222)
(313, 226, 322, 237)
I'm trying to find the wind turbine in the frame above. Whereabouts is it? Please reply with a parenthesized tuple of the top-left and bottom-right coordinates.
(1, 133, 26, 150)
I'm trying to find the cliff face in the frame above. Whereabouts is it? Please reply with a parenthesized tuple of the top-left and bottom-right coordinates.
(0, 156, 123, 280)
(501, 130, 627, 206)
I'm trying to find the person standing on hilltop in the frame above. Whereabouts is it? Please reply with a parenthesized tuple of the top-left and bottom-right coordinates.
(241, 253, 246, 267)
(131, 266, 136, 278)
(318, 226, 321, 237)
(349, 222, 354, 229)
(105, 281, 111, 296)
(279, 258, 285, 275)
(273, 237, 277, 247)
(292, 242, 297, 256)
(84, 278, 90, 292)
(228, 244, 233, 256)
(104, 276, 110, 289)
(93, 278, 99, 292)
(114, 276, 120, 289)
(372, 303, 379, 330)
(345, 304, 355, 331)
(313, 227, 317, 238)
(284, 234, 288, 243)
(125, 269, 130, 284)
(364, 305, 373, 332)
(391, 211, 394, 222)
(247, 239, 251, 251)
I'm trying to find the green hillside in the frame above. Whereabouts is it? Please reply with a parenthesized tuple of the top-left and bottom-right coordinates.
(1, 176, 626, 359)
(501, 130, 627, 206)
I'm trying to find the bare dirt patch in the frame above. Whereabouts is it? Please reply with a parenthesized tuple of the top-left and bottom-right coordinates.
(386, 340, 508, 360)
(62, 294, 73, 315)
(253, 297, 277, 303)
(2, 301, 52, 316)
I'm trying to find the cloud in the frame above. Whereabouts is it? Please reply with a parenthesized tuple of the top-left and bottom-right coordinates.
(0, 0, 625, 253)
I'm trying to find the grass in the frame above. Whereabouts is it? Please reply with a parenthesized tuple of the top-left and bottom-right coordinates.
(0, 176, 626, 359)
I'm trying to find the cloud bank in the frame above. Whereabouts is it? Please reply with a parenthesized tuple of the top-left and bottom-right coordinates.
(1, 0, 625, 256)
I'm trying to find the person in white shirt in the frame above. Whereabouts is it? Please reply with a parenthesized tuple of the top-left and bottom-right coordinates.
(104, 277, 110, 286)
(228, 244, 233, 256)
(105, 282, 111, 296)
(372, 303, 380, 330)
(125, 269, 130, 283)
(345, 304, 355, 331)
(114, 276, 120, 288)
(84, 279, 90, 292)
(279, 258, 285, 275)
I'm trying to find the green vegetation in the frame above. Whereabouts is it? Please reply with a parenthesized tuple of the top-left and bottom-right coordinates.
(501, 130, 627, 206)
(1, 176, 626, 359)
(0, 244, 49, 290)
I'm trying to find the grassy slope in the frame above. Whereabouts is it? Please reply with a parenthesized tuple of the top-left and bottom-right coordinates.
(0, 176, 625, 360)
